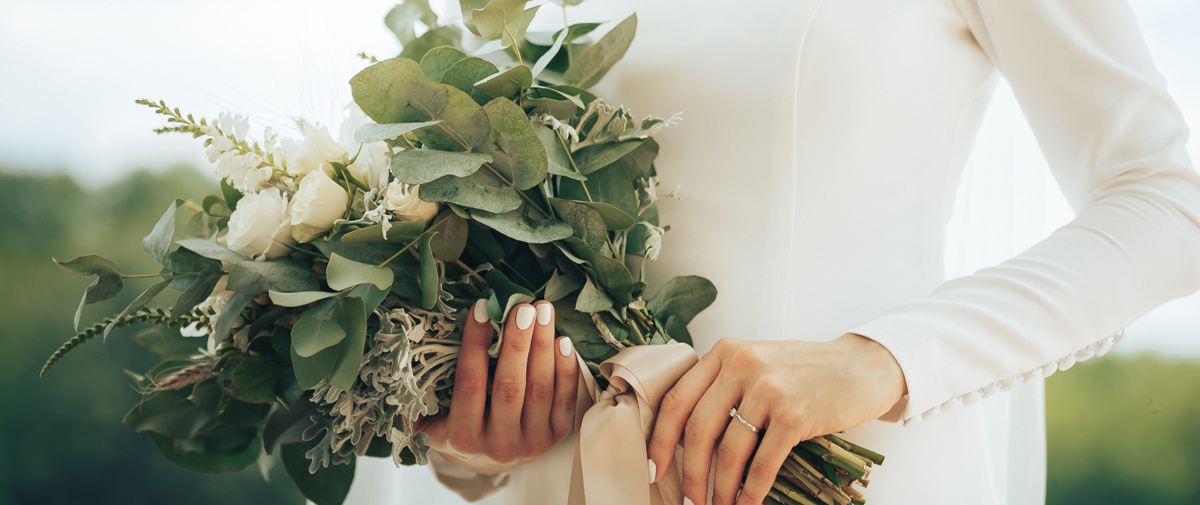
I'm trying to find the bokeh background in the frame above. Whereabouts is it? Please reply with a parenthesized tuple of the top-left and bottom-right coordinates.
(2, 1, 1198, 504)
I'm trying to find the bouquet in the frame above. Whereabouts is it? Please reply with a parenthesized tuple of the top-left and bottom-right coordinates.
(40, 1, 882, 504)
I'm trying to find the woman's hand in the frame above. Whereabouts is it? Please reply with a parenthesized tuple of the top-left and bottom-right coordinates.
(647, 334, 907, 505)
(417, 300, 579, 475)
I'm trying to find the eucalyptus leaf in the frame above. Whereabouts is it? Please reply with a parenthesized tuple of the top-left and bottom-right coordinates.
(291, 341, 338, 390)
(558, 163, 639, 223)
(328, 296, 368, 390)
(575, 276, 614, 313)
(123, 388, 210, 440)
(226, 354, 278, 404)
(551, 298, 616, 362)
(263, 400, 317, 455)
(550, 198, 607, 252)
(563, 14, 637, 89)
(227, 260, 319, 294)
(390, 149, 493, 184)
(220, 179, 243, 211)
(475, 97, 548, 190)
(502, 6, 539, 47)
(646, 275, 718, 328)
(573, 140, 644, 175)
(327, 253, 395, 291)
(486, 269, 534, 322)
(340, 221, 427, 243)
(292, 298, 347, 358)
(132, 327, 203, 359)
(149, 431, 261, 475)
(440, 57, 500, 105)
(534, 124, 586, 181)
(429, 212, 468, 261)
(418, 233, 438, 310)
(418, 170, 522, 213)
(471, 207, 573, 244)
(351, 57, 490, 151)
(354, 121, 442, 143)
(176, 238, 247, 264)
(562, 237, 635, 306)
(143, 200, 183, 266)
(399, 26, 457, 62)
(474, 65, 532, 99)
(420, 47, 470, 81)
(282, 444, 355, 505)
(269, 291, 339, 307)
(212, 293, 254, 341)
(471, 0, 530, 40)
(531, 27, 568, 77)
(56, 255, 123, 331)
(172, 265, 222, 319)
(544, 269, 585, 302)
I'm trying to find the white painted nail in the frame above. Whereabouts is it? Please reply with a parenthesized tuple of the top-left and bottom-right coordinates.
(682, 497, 694, 505)
(647, 459, 657, 483)
(536, 303, 553, 326)
(558, 338, 573, 357)
(473, 299, 489, 324)
(516, 306, 536, 330)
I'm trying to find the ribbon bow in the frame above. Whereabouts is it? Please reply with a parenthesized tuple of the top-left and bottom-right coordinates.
(568, 342, 699, 505)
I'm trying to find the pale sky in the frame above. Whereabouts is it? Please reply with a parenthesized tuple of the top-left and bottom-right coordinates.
(1, 0, 1199, 357)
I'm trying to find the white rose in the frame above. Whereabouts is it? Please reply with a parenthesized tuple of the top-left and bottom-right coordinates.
(384, 179, 439, 223)
(339, 104, 392, 189)
(290, 169, 350, 243)
(226, 188, 295, 259)
(285, 121, 347, 177)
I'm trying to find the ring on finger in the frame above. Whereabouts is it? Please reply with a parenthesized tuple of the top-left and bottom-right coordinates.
(729, 407, 760, 433)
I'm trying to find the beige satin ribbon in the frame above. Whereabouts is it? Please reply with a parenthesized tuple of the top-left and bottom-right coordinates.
(568, 341, 699, 505)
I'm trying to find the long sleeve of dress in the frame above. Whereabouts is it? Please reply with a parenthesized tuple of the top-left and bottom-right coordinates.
(848, 0, 1200, 424)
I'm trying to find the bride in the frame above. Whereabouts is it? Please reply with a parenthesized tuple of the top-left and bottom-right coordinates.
(356, 0, 1200, 504)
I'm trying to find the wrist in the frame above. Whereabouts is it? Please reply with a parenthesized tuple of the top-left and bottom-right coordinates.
(838, 333, 908, 402)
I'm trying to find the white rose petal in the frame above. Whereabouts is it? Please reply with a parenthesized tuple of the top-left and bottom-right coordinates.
(226, 188, 295, 259)
(339, 104, 392, 189)
(285, 120, 347, 177)
(384, 179, 439, 223)
(290, 170, 350, 243)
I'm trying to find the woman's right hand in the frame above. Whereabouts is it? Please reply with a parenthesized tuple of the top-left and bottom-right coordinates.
(417, 300, 580, 475)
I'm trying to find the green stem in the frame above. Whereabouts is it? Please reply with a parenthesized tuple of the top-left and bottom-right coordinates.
(40, 307, 208, 378)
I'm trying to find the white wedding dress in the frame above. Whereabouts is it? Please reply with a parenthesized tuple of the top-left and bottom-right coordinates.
(346, 0, 1200, 504)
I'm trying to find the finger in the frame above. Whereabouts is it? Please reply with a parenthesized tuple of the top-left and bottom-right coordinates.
(735, 413, 799, 505)
(521, 302, 557, 453)
(681, 382, 742, 505)
(648, 352, 722, 483)
(488, 304, 537, 442)
(550, 336, 579, 440)
(446, 299, 494, 453)
(713, 403, 766, 505)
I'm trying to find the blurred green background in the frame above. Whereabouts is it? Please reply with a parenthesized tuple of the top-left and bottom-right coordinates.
(1, 166, 1197, 504)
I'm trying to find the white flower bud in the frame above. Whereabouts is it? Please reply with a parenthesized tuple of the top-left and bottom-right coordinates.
(290, 169, 350, 243)
(226, 188, 295, 259)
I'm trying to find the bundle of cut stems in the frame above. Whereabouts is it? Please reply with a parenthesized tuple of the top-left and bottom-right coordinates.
(766, 434, 885, 505)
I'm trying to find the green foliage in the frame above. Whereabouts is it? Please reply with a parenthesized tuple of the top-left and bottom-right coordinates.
(563, 14, 638, 89)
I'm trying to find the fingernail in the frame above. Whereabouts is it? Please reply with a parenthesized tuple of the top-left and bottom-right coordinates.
(536, 303, 553, 326)
(647, 459, 657, 483)
(558, 338, 573, 357)
(683, 497, 694, 505)
(473, 299, 489, 324)
(515, 306, 536, 330)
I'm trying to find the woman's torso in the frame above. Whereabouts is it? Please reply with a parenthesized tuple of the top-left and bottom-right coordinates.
(372, 1, 1037, 504)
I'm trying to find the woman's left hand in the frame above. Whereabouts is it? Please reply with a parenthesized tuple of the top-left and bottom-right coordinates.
(646, 334, 907, 505)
